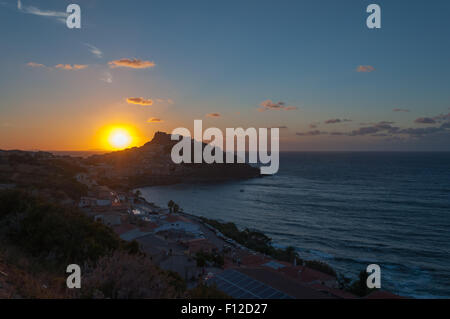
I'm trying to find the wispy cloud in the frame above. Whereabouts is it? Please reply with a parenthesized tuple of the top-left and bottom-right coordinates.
(296, 123, 398, 138)
(295, 113, 450, 139)
(17, 0, 68, 24)
(413, 113, 450, 124)
(55, 64, 88, 70)
(356, 65, 375, 72)
(348, 122, 399, 136)
(100, 71, 113, 83)
(258, 100, 298, 112)
(399, 126, 444, 137)
(85, 43, 103, 58)
(109, 58, 155, 69)
(296, 130, 322, 136)
(206, 113, 221, 118)
(433, 112, 450, 123)
(324, 118, 352, 124)
(155, 98, 174, 105)
(147, 117, 163, 123)
(26, 62, 45, 68)
(414, 117, 436, 124)
(26, 62, 87, 70)
(393, 108, 410, 112)
(126, 97, 154, 106)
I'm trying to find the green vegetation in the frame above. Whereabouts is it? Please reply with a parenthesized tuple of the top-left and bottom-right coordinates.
(345, 270, 378, 297)
(201, 217, 351, 280)
(200, 217, 303, 264)
(199, 218, 347, 279)
(198, 217, 386, 298)
(168, 200, 175, 213)
(164, 270, 187, 294)
(0, 189, 189, 298)
(167, 200, 181, 214)
(194, 251, 224, 268)
(304, 260, 337, 277)
(79, 251, 180, 299)
(0, 150, 377, 299)
(0, 189, 122, 270)
(272, 246, 304, 265)
(3, 153, 88, 200)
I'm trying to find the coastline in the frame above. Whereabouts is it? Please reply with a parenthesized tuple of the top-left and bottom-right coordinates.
(1, 149, 420, 298)
(135, 182, 402, 299)
(133, 152, 450, 300)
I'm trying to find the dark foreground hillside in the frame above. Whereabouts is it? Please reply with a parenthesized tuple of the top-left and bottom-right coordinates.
(0, 190, 226, 298)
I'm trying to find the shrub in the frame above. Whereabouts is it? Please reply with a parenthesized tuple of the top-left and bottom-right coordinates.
(194, 251, 224, 268)
(346, 270, 377, 297)
(164, 270, 187, 294)
(0, 190, 189, 299)
(200, 218, 302, 264)
(0, 190, 121, 269)
(0, 189, 38, 219)
(304, 260, 337, 277)
(78, 251, 179, 299)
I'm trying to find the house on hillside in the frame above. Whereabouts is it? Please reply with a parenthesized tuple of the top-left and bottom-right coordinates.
(78, 197, 112, 208)
(75, 173, 96, 188)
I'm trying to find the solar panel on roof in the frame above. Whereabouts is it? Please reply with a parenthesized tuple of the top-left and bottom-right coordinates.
(208, 269, 293, 299)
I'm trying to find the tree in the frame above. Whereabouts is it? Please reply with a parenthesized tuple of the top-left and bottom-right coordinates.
(168, 200, 175, 213)
(347, 270, 376, 297)
(173, 203, 180, 214)
(134, 190, 142, 203)
(79, 251, 180, 298)
(285, 246, 297, 262)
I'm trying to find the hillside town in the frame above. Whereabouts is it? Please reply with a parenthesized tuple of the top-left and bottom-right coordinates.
(0, 133, 398, 299)
(71, 167, 394, 299)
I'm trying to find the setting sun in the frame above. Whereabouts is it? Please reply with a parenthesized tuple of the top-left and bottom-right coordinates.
(98, 125, 141, 150)
(108, 128, 132, 149)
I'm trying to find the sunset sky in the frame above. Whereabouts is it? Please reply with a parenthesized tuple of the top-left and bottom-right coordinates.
(0, 0, 449, 151)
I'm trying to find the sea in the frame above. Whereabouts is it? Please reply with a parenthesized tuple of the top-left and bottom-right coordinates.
(139, 152, 450, 298)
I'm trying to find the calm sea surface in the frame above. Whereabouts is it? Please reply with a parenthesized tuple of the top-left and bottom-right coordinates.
(140, 152, 450, 298)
